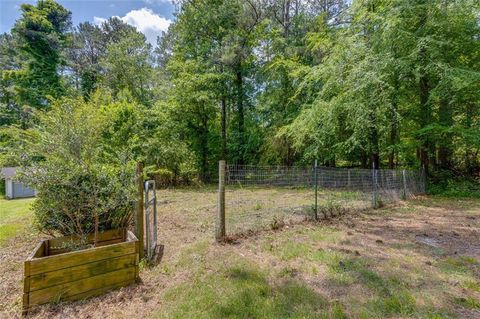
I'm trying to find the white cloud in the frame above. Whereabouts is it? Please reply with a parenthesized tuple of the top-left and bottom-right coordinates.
(122, 8, 171, 45)
(93, 16, 107, 25)
(94, 8, 172, 46)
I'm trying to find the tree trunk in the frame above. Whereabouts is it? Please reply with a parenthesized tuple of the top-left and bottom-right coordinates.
(236, 68, 245, 165)
(464, 102, 479, 174)
(371, 153, 380, 170)
(369, 108, 380, 169)
(419, 69, 430, 174)
(220, 97, 227, 160)
(283, 0, 291, 37)
(438, 97, 453, 170)
(417, 5, 431, 176)
(371, 127, 380, 169)
(199, 116, 209, 183)
(360, 151, 368, 169)
(388, 74, 399, 169)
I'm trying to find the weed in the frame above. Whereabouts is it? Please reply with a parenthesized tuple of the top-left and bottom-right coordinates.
(378, 291, 416, 316)
(270, 215, 285, 230)
(440, 256, 478, 275)
(139, 259, 149, 271)
(462, 280, 480, 292)
(318, 199, 345, 218)
(454, 296, 480, 310)
(279, 267, 299, 278)
(329, 301, 348, 319)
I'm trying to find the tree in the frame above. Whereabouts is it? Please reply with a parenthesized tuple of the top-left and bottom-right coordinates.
(287, 0, 480, 174)
(68, 22, 105, 99)
(10, 0, 71, 108)
(101, 25, 154, 106)
(255, 0, 348, 165)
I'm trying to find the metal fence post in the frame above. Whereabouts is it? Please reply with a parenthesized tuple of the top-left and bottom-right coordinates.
(347, 169, 351, 188)
(314, 160, 318, 220)
(136, 162, 144, 260)
(216, 160, 226, 241)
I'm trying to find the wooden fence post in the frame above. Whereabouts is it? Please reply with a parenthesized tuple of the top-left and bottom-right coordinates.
(136, 162, 144, 259)
(216, 160, 226, 241)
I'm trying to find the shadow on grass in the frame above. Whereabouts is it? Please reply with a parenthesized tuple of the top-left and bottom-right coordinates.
(159, 265, 347, 319)
(325, 253, 464, 318)
(215, 267, 336, 319)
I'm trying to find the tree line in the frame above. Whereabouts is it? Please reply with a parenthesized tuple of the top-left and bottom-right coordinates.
(1, 0, 479, 184)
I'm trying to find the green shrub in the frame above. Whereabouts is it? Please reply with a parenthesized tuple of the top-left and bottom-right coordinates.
(428, 173, 480, 198)
(17, 98, 137, 241)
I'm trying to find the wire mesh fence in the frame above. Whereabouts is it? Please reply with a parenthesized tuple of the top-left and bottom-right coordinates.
(219, 163, 426, 237)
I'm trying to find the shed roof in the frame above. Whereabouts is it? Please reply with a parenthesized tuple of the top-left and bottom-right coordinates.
(1, 167, 17, 179)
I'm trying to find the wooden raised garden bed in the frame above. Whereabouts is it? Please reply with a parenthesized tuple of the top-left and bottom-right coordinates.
(23, 229, 139, 314)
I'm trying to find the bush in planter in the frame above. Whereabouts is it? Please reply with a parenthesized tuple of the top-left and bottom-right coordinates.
(17, 98, 137, 245)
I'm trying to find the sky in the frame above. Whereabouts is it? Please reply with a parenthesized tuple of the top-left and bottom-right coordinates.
(0, 0, 175, 45)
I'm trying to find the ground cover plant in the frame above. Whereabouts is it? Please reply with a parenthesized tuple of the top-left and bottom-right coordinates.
(0, 188, 479, 318)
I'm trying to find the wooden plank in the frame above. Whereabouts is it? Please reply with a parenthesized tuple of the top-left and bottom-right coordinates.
(23, 273, 30, 293)
(28, 267, 136, 306)
(29, 254, 137, 291)
(48, 238, 124, 256)
(44, 240, 49, 256)
(95, 238, 125, 247)
(134, 240, 140, 280)
(47, 229, 124, 250)
(24, 260, 30, 278)
(29, 241, 136, 275)
(49, 237, 124, 254)
(22, 293, 29, 314)
(26, 241, 45, 261)
(61, 278, 136, 303)
(126, 230, 138, 242)
(23, 279, 136, 314)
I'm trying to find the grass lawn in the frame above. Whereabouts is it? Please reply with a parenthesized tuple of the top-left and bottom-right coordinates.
(0, 197, 35, 247)
(0, 189, 479, 318)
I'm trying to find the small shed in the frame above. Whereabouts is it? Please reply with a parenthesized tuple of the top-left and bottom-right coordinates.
(1, 167, 36, 199)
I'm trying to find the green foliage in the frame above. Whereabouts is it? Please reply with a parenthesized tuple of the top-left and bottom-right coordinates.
(16, 98, 137, 238)
(288, 0, 480, 171)
(101, 29, 153, 105)
(10, 0, 71, 108)
(1, 0, 480, 188)
(428, 172, 480, 198)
